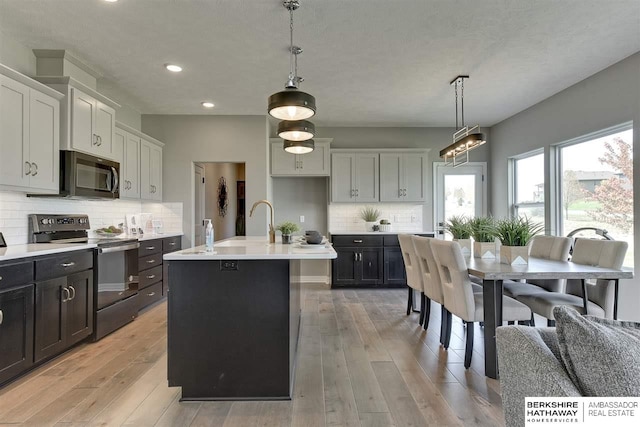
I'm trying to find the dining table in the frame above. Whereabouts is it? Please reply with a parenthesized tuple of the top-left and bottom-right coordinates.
(466, 256, 633, 379)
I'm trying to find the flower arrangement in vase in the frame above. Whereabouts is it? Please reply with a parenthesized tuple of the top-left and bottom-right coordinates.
(276, 221, 300, 244)
(469, 216, 496, 258)
(445, 215, 472, 256)
(493, 216, 544, 264)
(360, 206, 381, 232)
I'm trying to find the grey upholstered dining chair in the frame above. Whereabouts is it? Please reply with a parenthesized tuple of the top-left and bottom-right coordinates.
(516, 238, 628, 325)
(398, 234, 425, 325)
(503, 235, 573, 304)
(412, 236, 448, 342)
(430, 240, 532, 368)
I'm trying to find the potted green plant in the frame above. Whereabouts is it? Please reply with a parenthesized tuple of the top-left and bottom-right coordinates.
(379, 218, 392, 232)
(276, 221, 300, 244)
(445, 215, 472, 255)
(469, 216, 496, 258)
(360, 206, 381, 232)
(493, 216, 544, 264)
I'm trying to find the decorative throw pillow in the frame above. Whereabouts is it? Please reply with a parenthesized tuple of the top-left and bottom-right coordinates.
(554, 306, 640, 396)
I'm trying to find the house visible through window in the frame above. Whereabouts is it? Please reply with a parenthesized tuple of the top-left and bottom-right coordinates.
(512, 151, 545, 230)
(559, 127, 633, 267)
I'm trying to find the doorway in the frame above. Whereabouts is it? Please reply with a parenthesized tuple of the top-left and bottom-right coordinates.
(434, 162, 487, 238)
(193, 162, 246, 244)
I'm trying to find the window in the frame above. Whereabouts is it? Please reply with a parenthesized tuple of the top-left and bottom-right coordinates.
(512, 151, 545, 230)
(558, 125, 633, 267)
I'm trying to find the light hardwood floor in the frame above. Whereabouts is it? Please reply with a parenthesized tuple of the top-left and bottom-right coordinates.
(0, 285, 505, 426)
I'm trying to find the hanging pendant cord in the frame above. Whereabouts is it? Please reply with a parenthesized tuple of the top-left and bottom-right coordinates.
(289, 7, 295, 81)
(461, 78, 465, 128)
(454, 80, 459, 130)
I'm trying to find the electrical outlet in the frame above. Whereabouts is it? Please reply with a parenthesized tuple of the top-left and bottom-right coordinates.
(411, 214, 417, 223)
(300, 215, 305, 223)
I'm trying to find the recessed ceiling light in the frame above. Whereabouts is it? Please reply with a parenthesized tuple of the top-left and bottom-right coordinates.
(104, 0, 119, 3)
(201, 102, 215, 108)
(165, 64, 182, 73)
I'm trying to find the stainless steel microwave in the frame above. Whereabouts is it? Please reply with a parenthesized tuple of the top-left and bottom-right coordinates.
(56, 151, 120, 199)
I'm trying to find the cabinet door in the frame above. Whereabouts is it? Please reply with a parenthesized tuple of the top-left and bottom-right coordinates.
(28, 90, 59, 192)
(383, 247, 407, 286)
(113, 128, 125, 164)
(150, 144, 162, 200)
(71, 88, 96, 154)
(0, 284, 34, 385)
(140, 139, 152, 199)
(123, 133, 141, 199)
(34, 277, 67, 363)
(65, 270, 93, 346)
(95, 101, 115, 158)
(331, 247, 358, 286)
(270, 141, 298, 175)
(0, 75, 30, 188)
(355, 153, 379, 202)
(298, 141, 330, 176)
(331, 154, 355, 202)
(403, 154, 426, 202)
(359, 248, 384, 285)
(379, 153, 403, 202)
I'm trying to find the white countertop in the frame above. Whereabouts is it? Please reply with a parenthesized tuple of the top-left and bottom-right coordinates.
(163, 236, 337, 261)
(0, 243, 97, 262)
(137, 232, 183, 241)
(329, 231, 434, 235)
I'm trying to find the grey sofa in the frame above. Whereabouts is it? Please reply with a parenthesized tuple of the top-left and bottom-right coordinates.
(496, 326, 580, 427)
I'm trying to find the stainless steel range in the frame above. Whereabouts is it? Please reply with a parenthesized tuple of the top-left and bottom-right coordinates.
(29, 214, 140, 341)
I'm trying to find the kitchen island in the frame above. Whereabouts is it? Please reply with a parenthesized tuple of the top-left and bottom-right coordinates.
(163, 236, 336, 401)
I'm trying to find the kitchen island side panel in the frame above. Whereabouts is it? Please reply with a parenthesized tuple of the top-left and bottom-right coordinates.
(167, 259, 292, 400)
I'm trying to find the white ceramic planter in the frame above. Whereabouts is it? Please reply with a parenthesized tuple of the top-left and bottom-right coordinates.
(474, 241, 496, 259)
(500, 245, 529, 265)
(454, 238, 472, 256)
(365, 221, 377, 232)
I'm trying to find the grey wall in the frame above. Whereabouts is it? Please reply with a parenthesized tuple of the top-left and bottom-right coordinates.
(0, 30, 36, 75)
(273, 177, 328, 235)
(142, 115, 270, 247)
(490, 52, 640, 320)
(202, 163, 241, 241)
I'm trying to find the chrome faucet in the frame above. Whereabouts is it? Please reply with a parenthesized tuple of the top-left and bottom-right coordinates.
(249, 199, 276, 244)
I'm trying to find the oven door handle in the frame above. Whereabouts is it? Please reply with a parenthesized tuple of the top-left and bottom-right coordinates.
(98, 242, 140, 253)
(111, 167, 119, 194)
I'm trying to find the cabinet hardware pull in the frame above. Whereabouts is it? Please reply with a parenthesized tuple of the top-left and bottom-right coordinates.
(62, 287, 70, 302)
(146, 274, 156, 279)
(31, 162, 38, 176)
(147, 292, 156, 296)
(25, 161, 32, 176)
(353, 239, 363, 243)
(0, 276, 2, 281)
(147, 259, 156, 264)
(354, 252, 358, 261)
(146, 246, 155, 250)
(0, 309, 3, 325)
(359, 253, 363, 261)
(68, 285, 76, 301)
(61, 262, 76, 267)
(170, 242, 176, 245)
(93, 134, 98, 145)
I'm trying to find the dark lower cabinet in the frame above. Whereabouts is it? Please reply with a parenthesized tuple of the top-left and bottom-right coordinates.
(35, 270, 93, 363)
(332, 248, 358, 286)
(0, 284, 34, 385)
(360, 248, 384, 285)
(383, 247, 407, 286)
(332, 247, 383, 287)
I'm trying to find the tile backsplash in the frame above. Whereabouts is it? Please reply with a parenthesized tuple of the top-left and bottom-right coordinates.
(0, 190, 183, 244)
(329, 203, 424, 233)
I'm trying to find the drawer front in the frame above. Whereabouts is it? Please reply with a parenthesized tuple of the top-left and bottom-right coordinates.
(162, 236, 182, 253)
(35, 251, 93, 281)
(138, 282, 163, 310)
(138, 240, 162, 257)
(139, 253, 162, 271)
(332, 235, 383, 247)
(383, 235, 399, 246)
(139, 265, 162, 289)
(0, 261, 33, 291)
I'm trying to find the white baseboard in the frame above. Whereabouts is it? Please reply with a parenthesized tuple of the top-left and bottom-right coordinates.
(300, 275, 330, 285)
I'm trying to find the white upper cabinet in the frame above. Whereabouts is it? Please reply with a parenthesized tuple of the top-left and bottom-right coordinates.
(140, 137, 163, 201)
(331, 152, 379, 202)
(70, 88, 115, 159)
(380, 152, 427, 202)
(114, 126, 141, 200)
(0, 66, 62, 193)
(270, 138, 331, 176)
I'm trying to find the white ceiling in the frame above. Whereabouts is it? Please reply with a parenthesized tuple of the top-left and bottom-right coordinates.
(0, 0, 638, 127)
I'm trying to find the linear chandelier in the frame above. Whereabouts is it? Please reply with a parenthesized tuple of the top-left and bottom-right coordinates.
(268, 0, 316, 153)
(440, 75, 486, 167)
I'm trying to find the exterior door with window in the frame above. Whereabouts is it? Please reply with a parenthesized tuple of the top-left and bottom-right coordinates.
(434, 162, 487, 238)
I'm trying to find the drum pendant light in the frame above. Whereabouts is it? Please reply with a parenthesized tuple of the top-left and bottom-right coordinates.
(440, 75, 487, 167)
(268, 1, 316, 122)
(278, 119, 315, 141)
(283, 139, 314, 154)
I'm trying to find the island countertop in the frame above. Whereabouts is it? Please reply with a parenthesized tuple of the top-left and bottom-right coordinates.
(163, 236, 337, 260)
